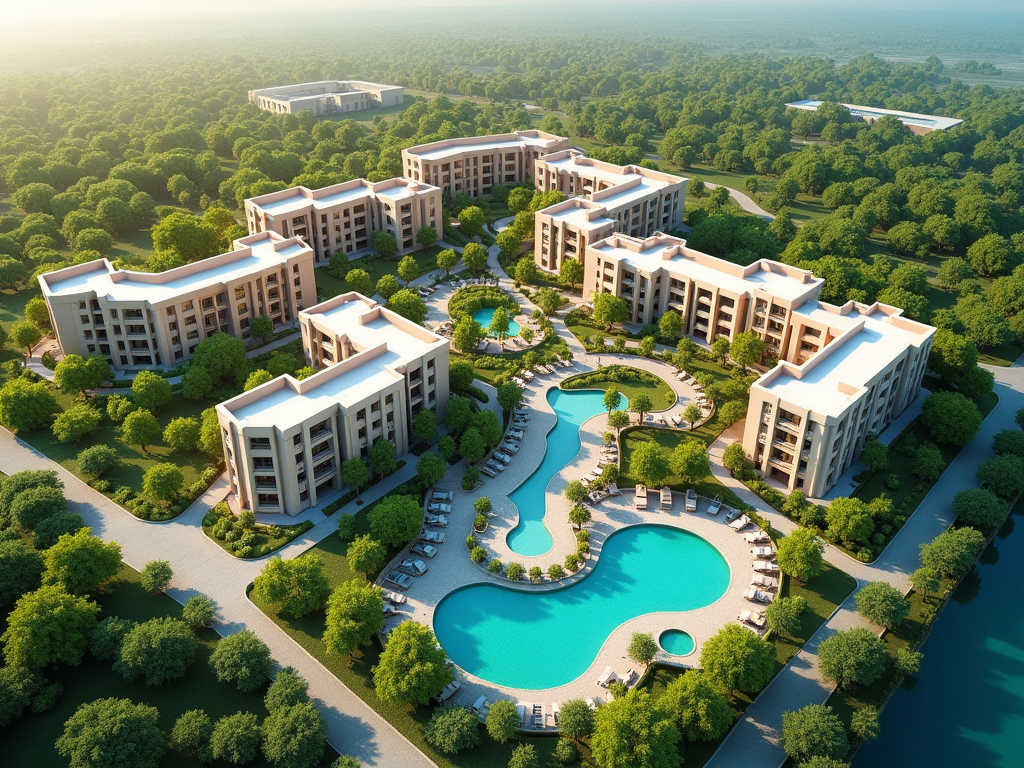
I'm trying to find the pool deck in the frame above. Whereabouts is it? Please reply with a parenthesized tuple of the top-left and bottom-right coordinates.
(374, 353, 772, 712)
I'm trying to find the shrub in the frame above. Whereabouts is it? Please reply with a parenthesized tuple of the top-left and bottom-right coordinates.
(424, 705, 481, 754)
(470, 546, 487, 564)
(209, 630, 274, 692)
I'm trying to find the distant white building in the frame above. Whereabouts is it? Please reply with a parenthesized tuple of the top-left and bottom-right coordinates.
(785, 100, 963, 134)
(249, 80, 404, 116)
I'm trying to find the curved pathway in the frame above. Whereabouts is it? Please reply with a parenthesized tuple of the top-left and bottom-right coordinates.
(703, 183, 775, 221)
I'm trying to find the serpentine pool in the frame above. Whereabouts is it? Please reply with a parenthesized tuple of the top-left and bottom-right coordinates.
(506, 388, 618, 556)
(473, 307, 521, 338)
(433, 524, 729, 689)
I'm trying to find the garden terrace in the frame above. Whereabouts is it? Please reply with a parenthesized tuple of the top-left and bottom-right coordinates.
(561, 364, 676, 410)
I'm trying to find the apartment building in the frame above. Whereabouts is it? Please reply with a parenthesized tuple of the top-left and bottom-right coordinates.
(534, 150, 687, 275)
(742, 303, 933, 497)
(217, 292, 450, 516)
(402, 130, 571, 200)
(249, 80, 404, 116)
(785, 100, 963, 134)
(38, 231, 315, 373)
(245, 178, 442, 266)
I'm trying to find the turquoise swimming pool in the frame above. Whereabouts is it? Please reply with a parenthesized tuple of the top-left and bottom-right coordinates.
(659, 629, 695, 656)
(506, 388, 617, 556)
(473, 307, 521, 338)
(434, 524, 729, 689)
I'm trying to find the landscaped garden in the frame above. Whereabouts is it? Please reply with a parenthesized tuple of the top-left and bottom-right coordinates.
(202, 501, 315, 559)
(561, 364, 677, 411)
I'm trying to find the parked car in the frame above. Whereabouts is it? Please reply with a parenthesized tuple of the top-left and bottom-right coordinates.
(385, 571, 413, 590)
(420, 529, 446, 543)
(381, 590, 407, 604)
(493, 451, 512, 464)
(431, 490, 453, 502)
(685, 489, 697, 512)
(501, 442, 520, 454)
(480, 465, 498, 478)
(411, 542, 438, 559)
(707, 496, 722, 515)
(485, 460, 505, 473)
(428, 502, 451, 513)
(383, 602, 398, 615)
(424, 513, 448, 527)
(399, 557, 428, 576)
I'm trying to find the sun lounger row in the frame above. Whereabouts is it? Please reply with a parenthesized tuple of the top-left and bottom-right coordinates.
(739, 609, 766, 632)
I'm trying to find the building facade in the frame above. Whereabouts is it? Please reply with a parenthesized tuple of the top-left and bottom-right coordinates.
(583, 232, 934, 497)
(245, 178, 442, 266)
(249, 80, 404, 116)
(785, 100, 963, 134)
(39, 231, 315, 373)
(217, 292, 450, 516)
(401, 130, 571, 200)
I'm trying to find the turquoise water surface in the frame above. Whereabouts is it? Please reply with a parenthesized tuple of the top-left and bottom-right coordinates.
(506, 388, 618, 556)
(433, 524, 730, 689)
(659, 629, 695, 656)
(473, 307, 521, 338)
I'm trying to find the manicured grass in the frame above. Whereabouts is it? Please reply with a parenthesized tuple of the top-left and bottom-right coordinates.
(254, 505, 563, 768)
(314, 246, 445, 301)
(0, 285, 40, 332)
(0, 564, 337, 768)
(454, 325, 571, 385)
(20, 391, 220, 498)
(562, 365, 677, 411)
(202, 515, 315, 559)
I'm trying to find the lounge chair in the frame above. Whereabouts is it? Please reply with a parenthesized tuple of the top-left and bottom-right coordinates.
(660, 486, 673, 509)
(608, 483, 621, 496)
(744, 587, 775, 604)
(752, 560, 780, 573)
(750, 546, 776, 559)
(751, 573, 779, 590)
(670, 414, 683, 427)
(598, 667, 620, 687)
(729, 514, 752, 531)
(744, 530, 770, 544)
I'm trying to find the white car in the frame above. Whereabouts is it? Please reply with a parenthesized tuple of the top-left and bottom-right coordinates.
(382, 590, 407, 604)
(420, 530, 446, 543)
(424, 513, 448, 527)
(492, 452, 512, 464)
(431, 490, 453, 502)
(485, 460, 505, 473)
(501, 442, 521, 454)
(399, 557, 428, 576)
(385, 571, 413, 590)
(411, 542, 438, 559)
(480, 465, 498, 478)
(707, 497, 722, 516)
(428, 502, 451, 514)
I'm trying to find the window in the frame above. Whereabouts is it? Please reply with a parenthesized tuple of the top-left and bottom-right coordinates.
(235, 287, 245, 299)
(109, 309, 118, 318)
(237, 303, 248, 315)
(187, 330, 199, 340)
(257, 493, 279, 506)
(181, 301, 193, 311)
(249, 437, 271, 450)
(240, 318, 249, 329)
(255, 475, 277, 489)
(253, 457, 273, 469)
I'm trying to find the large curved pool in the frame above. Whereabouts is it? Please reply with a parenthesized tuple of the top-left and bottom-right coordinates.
(473, 307, 521, 338)
(434, 524, 730, 689)
(506, 388, 618, 556)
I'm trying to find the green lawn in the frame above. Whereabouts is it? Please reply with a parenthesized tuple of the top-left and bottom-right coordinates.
(0, 285, 40, 332)
(20, 391, 220, 498)
(0, 564, 337, 768)
(562, 365, 676, 411)
(254, 502, 563, 768)
(315, 246, 445, 302)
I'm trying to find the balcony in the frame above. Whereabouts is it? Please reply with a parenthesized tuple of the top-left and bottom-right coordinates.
(768, 455, 794, 469)
(776, 419, 801, 434)
(309, 427, 331, 441)
(313, 465, 336, 481)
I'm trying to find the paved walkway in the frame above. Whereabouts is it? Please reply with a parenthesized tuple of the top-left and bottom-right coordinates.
(704, 358, 1024, 768)
(703, 183, 775, 220)
(0, 430, 432, 768)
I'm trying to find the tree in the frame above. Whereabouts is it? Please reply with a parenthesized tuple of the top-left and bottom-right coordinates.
(993, 428, 1024, 457)
(765, 595, 807, 637)
(893, 646, 923, 676)
(508, 187, 533, 214)
(592, 292, 628, 330)
(630, 393, 653, 424)
(373, 622, 451, 706)
(670, 439, 710, 484)
(781, 704, 849, 764)
(140, 559, 173, 594)
(251, 556, 330, 618)
(164, 416, 202, 451)
(143, 462, 184, 503)
(514, 255, 538, 284)
(497, 382, 524, 412)
(859, 439, 889, 473)
(569, 504, 592, 530)
(372, 230, 398, 260)
(57, 698, 164, 768)
(131, 370, 172, 413)
(458, 206, 485, 238)
(730, 331, 764, 372)
(54, 354, 110, 394)
(818, 627, 889, 689)
(558, 698, 595, 742)
(0, 539, 44, 608)
(660, 671, 734, 742)
(919, 527, 986, 578)
(412, 408, 438, 441)
(323, 579, 385, 657)
(486, 699, 521, 744)
(115, 617, 197, 685)
(976, 454, 1024, 498)
(952, 487, 1008, 532)
(608, 409, 630, 433)
(629, 442, 669, 486)
(9, 321, 41, 360)
(559, 258, 584, 290)
(368, 494, 422, 547)
(444, 396, 473, 435)
(627, 631, 658, 666)
(436, 248, 458, 277)
(376, 273, 400, 300)
(2, 585, 100, 668)
(369, 437, 398, 479)
(10, 485, 66, 530)
(564, 479, 589, 505)
(249, 315, 274, 344)
(777, 528, 824, 583)
(210, 630, 274, 692)
(825, 497, 874, 545)
(509, 744, 538, 768)
(682, 403, 703, 430)
(910, 566, 940, 605)
(397, 254, 419, 286)
(488, 306, 511, 343)
(417, 453, 447, 488)
(200, 407, 222, 457)
(151, 211, 217, 261)
(912, 442, 946, 482)
(699, 623, 774, 693)
(955, 293, 1011, 349)
(0, 377, 57, 432)
(602, 385, 622, 414)
(262, 701, 326, 768)
(210, 712, 261, 764)
(0, 469, 62, 524)
(416, 226, 438, 250)
(534, 287, 562, 316)
(0, 258, 29, 290)
(710, 337, 731, 366)
(424, 705, 481, 754)
(339, 458, 371, 502)
(182, 365, 216, 400)
(856, 581, 910, 629)
(459, 427, 486, 464)
(345, 268, 373, 295)
(183, 594, 216, 628)
(44, 530, 122, 595)
(387, 288, 428, 324)
(172, 709, 213, 757)
(967, 233, 1015, 276)
(921, 391, 982, 448)
(658, 311, 683, 342)
(851, 706, 880, 743)
(264, 667, 310, 714)
(52, 404, 102, 443)
(462, 242, 488, 276)
(120, 408, 160, 451)
(590, 689, 681, 768)
(451, 316, 484, 353)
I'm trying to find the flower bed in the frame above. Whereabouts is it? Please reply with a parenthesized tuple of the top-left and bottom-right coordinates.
(202, 501, 314, 558)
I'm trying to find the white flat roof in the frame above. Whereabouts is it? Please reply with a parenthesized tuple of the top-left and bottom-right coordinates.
(785, 100, 963, 131)
(757, 303, 931, 415)
(253, 186, 373, 217)
(42, 236, 308, 304)
(544, 202, 616, 230)
(591, 240, 817, 302)
(411, 137, 535, 163)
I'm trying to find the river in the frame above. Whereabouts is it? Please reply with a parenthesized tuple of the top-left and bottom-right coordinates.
(855, 506, 1024, 767)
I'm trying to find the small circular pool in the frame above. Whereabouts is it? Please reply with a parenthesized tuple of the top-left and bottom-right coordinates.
(473, 307, 521, 338)
(659, 629, 695, 656)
